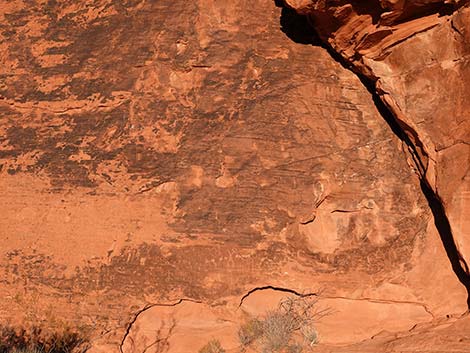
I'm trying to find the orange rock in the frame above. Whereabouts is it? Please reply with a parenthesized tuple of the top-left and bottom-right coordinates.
(0, 0, 468, 351)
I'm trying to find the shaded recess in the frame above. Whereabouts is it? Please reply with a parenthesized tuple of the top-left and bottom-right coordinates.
(421, 180, 470, 308)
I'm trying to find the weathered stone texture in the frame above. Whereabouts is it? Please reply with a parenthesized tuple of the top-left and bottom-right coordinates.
(0, 0, 468, 351)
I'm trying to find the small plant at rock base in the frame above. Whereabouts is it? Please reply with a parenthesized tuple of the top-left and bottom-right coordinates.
(198, 339, 225, 353)
(260, 310, 297, 353)
(238, 318, 263, 347)
(300, 324, 318, 347)
(286, 343, 303, 353)
(238, 295, 329, 353)
(10, 349, 44, 353)
(0, 325, 89, 353)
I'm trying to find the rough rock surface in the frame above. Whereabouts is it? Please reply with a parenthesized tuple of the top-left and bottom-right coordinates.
(0, 0, 468, 352)
(284, 0, 470, 286)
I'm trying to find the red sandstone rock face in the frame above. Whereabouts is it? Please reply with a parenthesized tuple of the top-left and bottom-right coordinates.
(284, 0, 470, 274)
(0, 0, 468, 352)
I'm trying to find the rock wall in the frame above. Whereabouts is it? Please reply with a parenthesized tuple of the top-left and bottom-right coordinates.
(0, 0, 468, 352)
(284, 0, 470, 286)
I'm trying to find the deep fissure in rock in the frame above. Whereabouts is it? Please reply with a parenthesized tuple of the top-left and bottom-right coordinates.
(420, 180, 470, 308)
(275, 0, 470, 309)
(239, 286, 317, 307)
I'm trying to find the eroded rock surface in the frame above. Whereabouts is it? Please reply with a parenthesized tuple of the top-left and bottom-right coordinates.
(0, 0, 468, 352)
(284, 0, 470, 280)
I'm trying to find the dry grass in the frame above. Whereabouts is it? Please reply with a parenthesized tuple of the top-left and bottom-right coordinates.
(238, 318, 263, 346)
(239, 296, 329, 353)
(198, 339, 225, 353)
